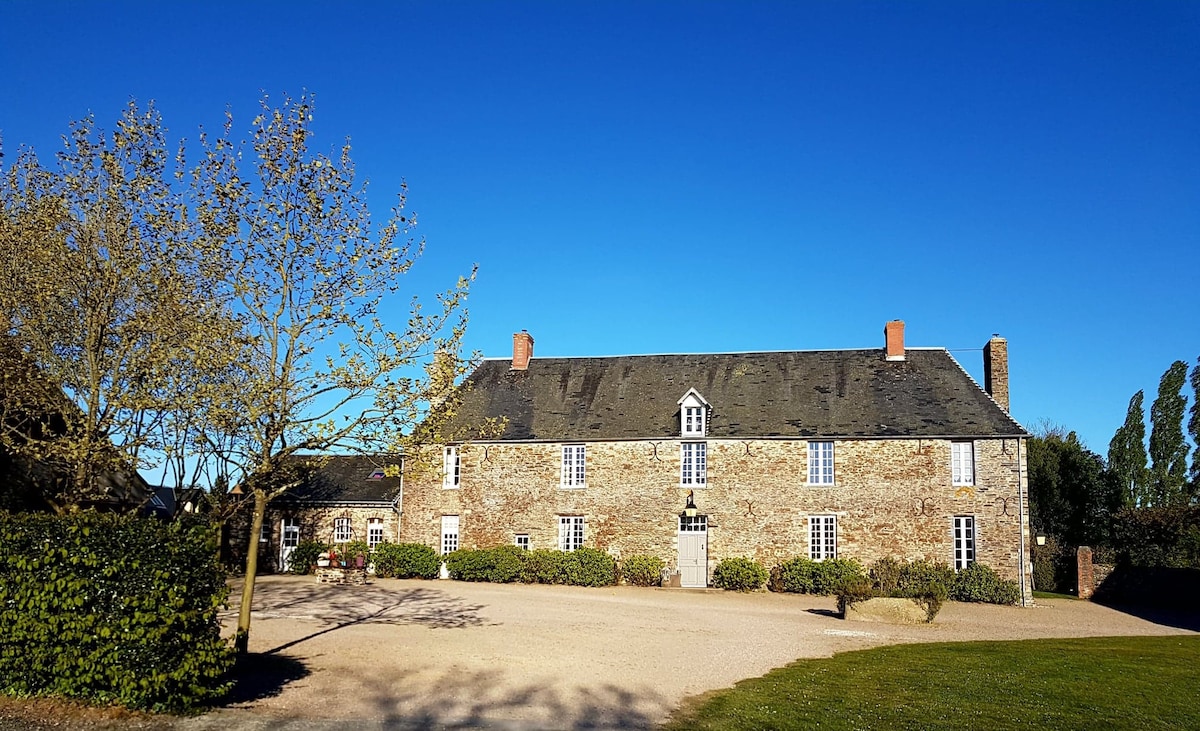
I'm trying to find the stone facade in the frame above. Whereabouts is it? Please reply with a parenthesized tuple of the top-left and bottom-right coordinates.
(398, 435, 1031, 590)
(229, 503, 400, 573)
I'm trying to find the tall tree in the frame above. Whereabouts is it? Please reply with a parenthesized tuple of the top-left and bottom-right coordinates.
(1148, 360, 1190, 505)
(1108, 391, 1149, 507)
(1190, 357, 1200, 498)
(0, 102, 237, 510)
(189, 94, 474, 654)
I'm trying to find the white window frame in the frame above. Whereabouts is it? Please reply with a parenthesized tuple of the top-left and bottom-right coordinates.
(952, 441, 975, 486)
(441, 515, 460, 555)
(333, 517, 352, 543)
(953, 515, 976, 570)
(558, 516, 585, 552)
(259, 520, 270, 543)
(367, 518, 385, 549)
(678, 389, 709, 437)
(679, 514, 707, 533)
(809, 515, 837, 561)
(443, 446, 461, 489)
(807, 441, 835, 485)
(514, 533, 531, 551)
(680, 442, 707, 486)
(281, 517, 299, 549)
(561, 444, 586, 488)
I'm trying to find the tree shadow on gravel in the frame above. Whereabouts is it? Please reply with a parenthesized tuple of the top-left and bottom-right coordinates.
(231, 579, 489, 655)
(360, 668, 665, 730)
(221, 652, 312, 707)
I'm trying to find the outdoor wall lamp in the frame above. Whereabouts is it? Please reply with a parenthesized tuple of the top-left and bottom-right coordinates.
(1035, 532, 1047, 546)
(683, 490, 698, 518)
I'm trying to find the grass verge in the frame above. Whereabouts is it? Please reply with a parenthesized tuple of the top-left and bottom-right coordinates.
(663, 635, 1200, 730)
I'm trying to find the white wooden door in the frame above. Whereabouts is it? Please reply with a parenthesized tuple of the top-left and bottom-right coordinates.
(678, 515, 708, 588)
(278, 518, 299, 571)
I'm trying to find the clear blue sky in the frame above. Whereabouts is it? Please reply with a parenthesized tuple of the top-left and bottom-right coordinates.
(1, 1, 1197, 454)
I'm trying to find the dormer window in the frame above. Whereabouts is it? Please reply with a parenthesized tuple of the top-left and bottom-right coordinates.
(678, 388, 710, 437)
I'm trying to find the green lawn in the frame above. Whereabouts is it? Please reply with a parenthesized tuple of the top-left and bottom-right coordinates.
(663, 635, 1200, 731)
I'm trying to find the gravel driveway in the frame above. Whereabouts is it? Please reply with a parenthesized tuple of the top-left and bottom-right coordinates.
(171, 575, 1194, 730)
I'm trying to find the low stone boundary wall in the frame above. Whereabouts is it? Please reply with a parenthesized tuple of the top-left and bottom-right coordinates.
(843, 597, 931, 624)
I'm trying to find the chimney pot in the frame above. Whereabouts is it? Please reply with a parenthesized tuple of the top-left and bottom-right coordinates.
(884, 320, 905, 361)
(512, 331, 534, 370)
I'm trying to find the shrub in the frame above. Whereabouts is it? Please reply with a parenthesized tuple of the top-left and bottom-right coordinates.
(712, 557, 767, 591)
(522, 549, 567, 584)
(837, 558, 955, 623)
(621, 554, 665, 587)
(950, 562, 1020, 605)
(373, 542, 440, 579)
(0, 512, 233, 712)
(444, 548, 491, 581)
(335, 539, 370, 565)
(563, 547, 617, 587)
(896, 559, 955, 598)
(287, 539, 328, 574)
(870, 557, 903, 594)
(487, 545, 529, 583)
(773, 557, 866, 595)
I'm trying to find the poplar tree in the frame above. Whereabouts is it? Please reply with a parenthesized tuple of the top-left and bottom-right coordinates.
(1107, 391, 1149, 507)
(1148, 361, 1190, 505)
(1189, 357, 1200, 498)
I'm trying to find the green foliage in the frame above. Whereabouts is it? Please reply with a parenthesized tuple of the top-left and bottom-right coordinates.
(663, 636, 1200, 731)
(1110, 505, 1200, 569)
(1149, 361, 1192, 505)
(0, 512, 233, 712)
(1029, 427, 1121, 547)
(334, 540, 370, 565)
(487, 544, 529, 583)
(372, 542, 440, 579)
(444, 545, 532, 583)
(835, 559, 951, 621)
(772, 557, 866, 595)
(621, 554, 665, 587)
(521, 549, 567, 584)
(895, 559, 955, 599)
(562, 547, 617, 587)
(950, 562, 1021, 605)
(286, 539, 328, 575)
(712, 557, 768, 592)
(1108, 391, 1150, 508)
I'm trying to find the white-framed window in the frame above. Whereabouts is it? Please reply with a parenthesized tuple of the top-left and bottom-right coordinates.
(953, 515, 976, 570)
(259, 520, 270, 543)
(680, 442, 707, 486)
(952, 441, 975, 486)
(678, 389, 709, 436)
(679, 514, 707, 532)
(558, 516, 585, 552)
(807, 441, 834, 485)
(367, 518, 385, 549)
(515, 533, 531, 551)
(809, 515, 837, 561)
(561, 444, 586, 488)
(443, 446, 461, 489)
(441, 515, 460, 555)
(333, 517, 352, 543)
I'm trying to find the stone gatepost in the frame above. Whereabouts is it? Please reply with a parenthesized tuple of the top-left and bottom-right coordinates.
(1077, 546, 1095, 599)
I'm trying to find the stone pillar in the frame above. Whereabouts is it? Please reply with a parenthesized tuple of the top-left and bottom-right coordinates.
(1077, 546, 1095, 600)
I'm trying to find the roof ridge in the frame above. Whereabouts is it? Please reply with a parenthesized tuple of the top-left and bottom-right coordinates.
(482, 347, 947, 361)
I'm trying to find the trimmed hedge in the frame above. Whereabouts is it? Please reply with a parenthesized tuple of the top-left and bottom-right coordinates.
(444, 546, 616, 586)
(372, 542, 440, 579)
(836, 558, 1019, 621)
(771, 557, 865, 595)
(0, 512, 233, 712)
(621, 555, 665, 587)
(949, 562, 1020, 605)
(712, 557, 768, 591)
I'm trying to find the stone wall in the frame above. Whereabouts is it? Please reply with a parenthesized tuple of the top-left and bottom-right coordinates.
(227, 503, 399, 573)
(399, 437, 1032, 595)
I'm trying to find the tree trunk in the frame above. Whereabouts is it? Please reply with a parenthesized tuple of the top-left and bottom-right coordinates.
(235, 488, 267, 655)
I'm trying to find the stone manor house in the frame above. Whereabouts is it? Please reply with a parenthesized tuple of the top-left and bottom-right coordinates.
(255, 321, 1033, 603)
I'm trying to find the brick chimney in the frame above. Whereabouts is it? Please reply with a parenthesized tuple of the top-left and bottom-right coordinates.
(512, 330, 534, 370)
(984, 334, 1009, 411)
(884, 320, 905, 361)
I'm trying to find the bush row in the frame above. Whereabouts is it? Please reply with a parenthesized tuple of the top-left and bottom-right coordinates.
(0, 512, 233, 712)
(445, 546, 618, 586)
(709, 555, 1020, 610)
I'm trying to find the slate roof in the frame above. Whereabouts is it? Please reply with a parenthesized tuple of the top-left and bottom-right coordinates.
(446, 348, 1027, 441)
(275, 454, 402, 504)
